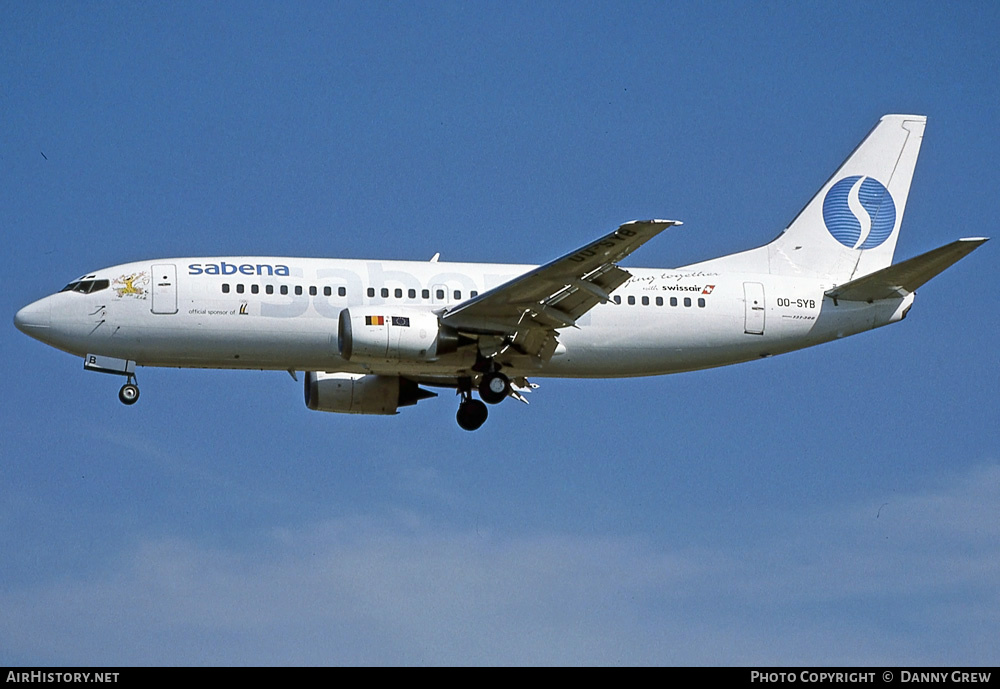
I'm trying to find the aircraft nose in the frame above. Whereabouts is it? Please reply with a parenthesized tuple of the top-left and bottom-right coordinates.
(14, 299, 51, 335)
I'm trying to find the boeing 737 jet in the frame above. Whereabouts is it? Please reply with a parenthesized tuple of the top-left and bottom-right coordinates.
(14, 115, 987, 430)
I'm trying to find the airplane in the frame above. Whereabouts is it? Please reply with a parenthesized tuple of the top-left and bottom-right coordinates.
(14, 114, 988, 431)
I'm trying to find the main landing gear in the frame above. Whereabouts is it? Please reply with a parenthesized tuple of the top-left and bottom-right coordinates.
(455, 367, 513, 431)
(118, 376, 140, 405)
(479, 371, 511, 405)
(456, 393, 488, 431)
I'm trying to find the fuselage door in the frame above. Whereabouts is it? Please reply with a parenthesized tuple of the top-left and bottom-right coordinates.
(744, 281, 765, 335)
(151, 264, 178, 315)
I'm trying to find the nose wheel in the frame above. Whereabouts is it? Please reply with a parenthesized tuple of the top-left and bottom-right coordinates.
(118, 377, 140, 405)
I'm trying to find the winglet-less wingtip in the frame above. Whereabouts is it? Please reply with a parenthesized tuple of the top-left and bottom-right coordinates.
(625, 219, 682, 227)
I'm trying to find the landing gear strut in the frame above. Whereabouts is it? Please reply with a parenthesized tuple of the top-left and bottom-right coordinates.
(456, 377, 488, 431)
(118, 376, 140, 406)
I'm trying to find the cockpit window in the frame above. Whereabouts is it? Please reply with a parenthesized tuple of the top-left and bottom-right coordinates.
(60, 279, 110, 294)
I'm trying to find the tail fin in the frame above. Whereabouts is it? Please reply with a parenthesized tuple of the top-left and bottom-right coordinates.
(768, 114, 927, 282)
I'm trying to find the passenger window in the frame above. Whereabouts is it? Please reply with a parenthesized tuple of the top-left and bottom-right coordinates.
(471, 291, 478, 298)
(628, 296, 635, 305)
(323, 286, 331, 297)
(684, 297, 691, 307)
(656, 296, 663, 306)
(641, 296, 649, 306)
(367, 287, 375, 298)
(395, 288, 403, 298)
(436, 289, 445, 300)
(614, 295, 621, 305)
(381, 288, 389, 298)
(670, 297, 677, 307)
(222, 284, 230, 294)
(294, 286, 302, 296)
(408, 289, 416, 299)
(236, 284, 245, 294)
(454, 290, 461, 300)
(338, 287, 346, 297)
(251, 284, 259, 294)
(698, 298, 706, 308)
(266, 285, 274, 295)
(280, 285, 288, 296)
(422, 289, 430, 299)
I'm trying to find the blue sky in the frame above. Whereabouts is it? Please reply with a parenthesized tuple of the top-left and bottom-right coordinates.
(2, 1, 997, 665)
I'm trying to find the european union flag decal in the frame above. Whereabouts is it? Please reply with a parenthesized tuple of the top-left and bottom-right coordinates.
(391, 316, 410, 327)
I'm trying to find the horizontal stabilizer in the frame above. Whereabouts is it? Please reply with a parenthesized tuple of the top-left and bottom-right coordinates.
(826, 237, 988, 302)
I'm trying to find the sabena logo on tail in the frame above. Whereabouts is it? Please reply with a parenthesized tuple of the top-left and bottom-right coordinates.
(822, 175, 896, 250)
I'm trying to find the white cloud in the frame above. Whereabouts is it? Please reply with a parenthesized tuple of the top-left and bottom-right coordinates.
(2, 466, 997, 665)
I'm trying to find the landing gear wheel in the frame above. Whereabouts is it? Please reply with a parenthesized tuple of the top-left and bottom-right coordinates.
(479, 371, 510, 405)
(118, 382, 140, 406)
(456, 399, 488, 431)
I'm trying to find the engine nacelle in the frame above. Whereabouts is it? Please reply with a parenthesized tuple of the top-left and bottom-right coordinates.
(304, 372, 436, 415)
(338, 307, 462, 364)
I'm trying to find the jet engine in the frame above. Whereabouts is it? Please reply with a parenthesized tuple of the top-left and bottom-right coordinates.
(337, 307, 465, 364)
(304, 372, 436, 415)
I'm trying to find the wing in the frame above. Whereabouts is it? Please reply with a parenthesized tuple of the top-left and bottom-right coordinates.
(441, 219, 681, 363)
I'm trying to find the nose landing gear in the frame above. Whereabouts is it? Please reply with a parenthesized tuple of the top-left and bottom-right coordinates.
(118, 376, 140, 405)
(83, 355, 140, 407)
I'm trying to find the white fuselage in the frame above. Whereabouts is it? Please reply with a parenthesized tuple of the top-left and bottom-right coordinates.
(16, 256, 912, 380)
